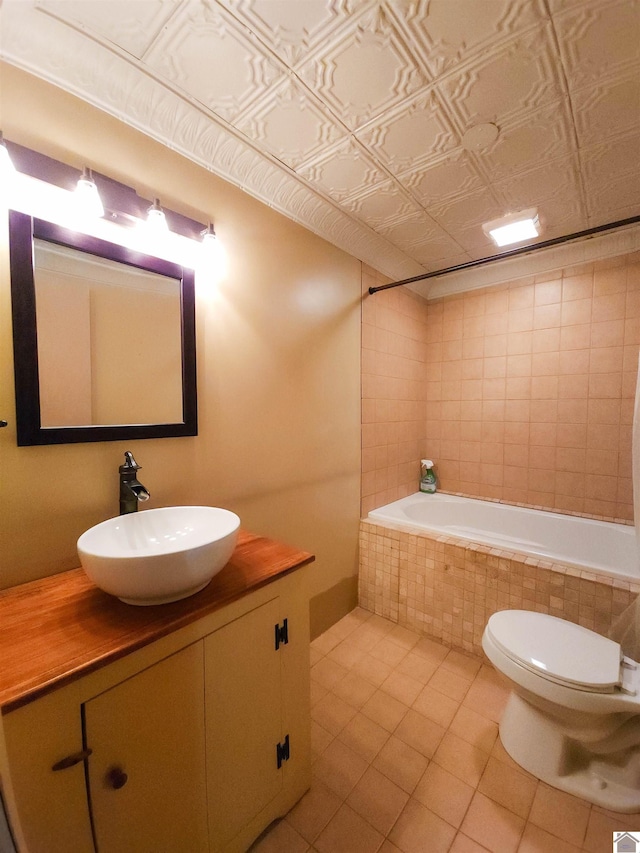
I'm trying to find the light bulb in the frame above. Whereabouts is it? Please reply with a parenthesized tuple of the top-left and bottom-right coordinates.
(75, 167, 104, 219)
(483, 208, 541, 248)
(199, 222, 227, 282)
(146, 198, 169, 232)
(201, 223, 217, 246)
(489, 217, 540, 247)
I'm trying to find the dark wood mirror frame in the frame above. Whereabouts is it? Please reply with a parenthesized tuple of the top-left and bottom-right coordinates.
(9, 210, 198, 445)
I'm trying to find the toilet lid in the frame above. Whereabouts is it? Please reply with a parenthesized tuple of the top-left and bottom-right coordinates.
(487, 610, 622, 691)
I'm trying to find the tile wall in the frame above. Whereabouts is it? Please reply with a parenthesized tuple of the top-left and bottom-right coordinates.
(362, 252, 640, 522)
(361, 265, 430, 516)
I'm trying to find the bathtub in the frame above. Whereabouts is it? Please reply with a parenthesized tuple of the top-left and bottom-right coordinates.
(368, 492, 638, 583)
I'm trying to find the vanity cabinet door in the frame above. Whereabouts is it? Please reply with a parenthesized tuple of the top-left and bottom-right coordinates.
(84, 642, 208, 853)
(205, 597, 283, 851)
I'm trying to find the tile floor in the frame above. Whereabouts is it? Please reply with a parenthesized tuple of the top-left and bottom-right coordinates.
(252, 607, 640, 853)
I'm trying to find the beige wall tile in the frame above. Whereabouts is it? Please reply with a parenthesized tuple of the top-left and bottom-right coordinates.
(562, 273, 593, 301)
(594, 266, 626, 295)
(362, 254, 638, 520)
(509, 285, 534, 310)
(561, 298, 592, 326)
(561, 324, 591, 351)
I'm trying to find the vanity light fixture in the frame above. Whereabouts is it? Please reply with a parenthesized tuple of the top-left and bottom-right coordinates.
(0, 131, 16, 175)
(199, 221, 227, 280)
(483, 208, 541, 247)
(201, 222, 217, 246)
(75, 167, 104, 219)
(146, 197, 169, 233)
(6, 139, 215, 267)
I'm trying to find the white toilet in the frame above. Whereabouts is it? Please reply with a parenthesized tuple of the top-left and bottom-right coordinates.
(482, 609, 640, 812)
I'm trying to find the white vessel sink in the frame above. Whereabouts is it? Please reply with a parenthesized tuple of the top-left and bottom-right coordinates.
(78, 506, 240, 605)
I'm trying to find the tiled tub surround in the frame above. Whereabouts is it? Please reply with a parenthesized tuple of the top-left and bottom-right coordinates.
(368, 493, 638, 581)
(358, 519, 639, 658)
(362, 253, 640, 522)
(362, 264, 430, 515)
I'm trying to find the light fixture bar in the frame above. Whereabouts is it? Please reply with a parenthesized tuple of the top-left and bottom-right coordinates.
(2, 137, 208, 240)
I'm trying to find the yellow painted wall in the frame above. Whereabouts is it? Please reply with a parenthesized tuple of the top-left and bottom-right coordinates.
(0, 64, 361, 635)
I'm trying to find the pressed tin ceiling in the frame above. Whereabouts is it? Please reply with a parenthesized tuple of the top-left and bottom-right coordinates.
(1, 0, 640, 291)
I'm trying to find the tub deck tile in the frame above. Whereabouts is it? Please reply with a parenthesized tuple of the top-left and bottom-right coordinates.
(360, 517, 638, 657)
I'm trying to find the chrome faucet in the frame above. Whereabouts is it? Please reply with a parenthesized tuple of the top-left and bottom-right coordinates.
(119, 451, 150, 515)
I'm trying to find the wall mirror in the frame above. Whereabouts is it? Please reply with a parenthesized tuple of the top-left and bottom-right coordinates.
(9, 210, 197, 445)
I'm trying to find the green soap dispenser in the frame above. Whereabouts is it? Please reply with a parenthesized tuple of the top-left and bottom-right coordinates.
(420, 459, 437, 493)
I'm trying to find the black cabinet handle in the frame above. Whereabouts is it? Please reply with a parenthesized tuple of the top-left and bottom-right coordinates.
(51, 749, 93, 771)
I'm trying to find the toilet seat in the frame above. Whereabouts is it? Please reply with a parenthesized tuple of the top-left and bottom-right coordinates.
(482, 610, 640, 812)
(486, 610, 622, 693)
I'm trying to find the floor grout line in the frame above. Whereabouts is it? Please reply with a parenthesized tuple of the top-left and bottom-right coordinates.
(252, 606, 639, 853)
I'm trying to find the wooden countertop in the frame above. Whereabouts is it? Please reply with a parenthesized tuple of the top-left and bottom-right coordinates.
(0, 530, 314, 714)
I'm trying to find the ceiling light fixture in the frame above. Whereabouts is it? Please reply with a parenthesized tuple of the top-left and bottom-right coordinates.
(75, 167, 104, 219)
(483, 208, 541, 247)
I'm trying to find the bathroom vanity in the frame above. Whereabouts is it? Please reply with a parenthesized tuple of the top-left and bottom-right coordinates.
(0, 530, 313, 853)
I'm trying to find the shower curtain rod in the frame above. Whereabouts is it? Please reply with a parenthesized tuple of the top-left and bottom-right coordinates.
(368, 215, 640, 295)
